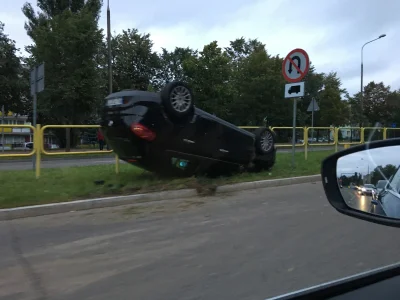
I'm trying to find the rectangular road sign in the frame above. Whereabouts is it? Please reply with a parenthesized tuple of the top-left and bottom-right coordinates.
(284, 82, 305, 98)
(30, 63, 45, 96)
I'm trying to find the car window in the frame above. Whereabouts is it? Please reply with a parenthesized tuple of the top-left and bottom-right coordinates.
(364, 184, 375, 188)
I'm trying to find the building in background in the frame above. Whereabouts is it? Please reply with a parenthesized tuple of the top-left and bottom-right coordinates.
(0, 111, 32, 144)
(0, 111, 57, 148)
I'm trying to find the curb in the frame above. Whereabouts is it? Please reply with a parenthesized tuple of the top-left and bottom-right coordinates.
(0, 174, 321, 221)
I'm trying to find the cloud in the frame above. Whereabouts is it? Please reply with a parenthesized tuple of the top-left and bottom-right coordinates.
(2, 0, 400, 95)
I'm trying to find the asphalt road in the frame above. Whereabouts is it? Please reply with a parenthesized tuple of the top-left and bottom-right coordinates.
(0, 145, 343, 171)
(1, 183, 400, 300)
(341, 187, 373, 212)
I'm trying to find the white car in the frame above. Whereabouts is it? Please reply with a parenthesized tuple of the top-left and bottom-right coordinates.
(358, 184, 376, 196)
(24, 142, 33, 150)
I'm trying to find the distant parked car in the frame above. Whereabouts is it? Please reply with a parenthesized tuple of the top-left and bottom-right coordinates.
(101, 81, 277, 177)
(24, 142, 33, 150)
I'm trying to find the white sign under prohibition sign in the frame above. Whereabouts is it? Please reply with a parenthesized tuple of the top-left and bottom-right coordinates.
(282, 48, 310, 83)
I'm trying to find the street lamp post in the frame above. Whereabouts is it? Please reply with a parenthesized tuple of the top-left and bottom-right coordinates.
(360, 34, 386, 126)
(107, 0, 112, 94)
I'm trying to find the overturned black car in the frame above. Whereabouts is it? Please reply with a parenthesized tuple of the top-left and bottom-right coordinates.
(101, 81, 276, 177)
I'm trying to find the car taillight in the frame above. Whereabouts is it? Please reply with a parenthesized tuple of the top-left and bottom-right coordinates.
(130, 123, 156, 141)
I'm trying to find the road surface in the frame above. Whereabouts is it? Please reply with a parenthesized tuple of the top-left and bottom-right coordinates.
(0, 145, 343, 171)
(1, 183, 400, 300)
(341, 187, 373, 212)
(340, 187, 386, 215)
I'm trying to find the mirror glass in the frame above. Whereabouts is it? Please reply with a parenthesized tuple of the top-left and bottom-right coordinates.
(337, 145, 400, 219)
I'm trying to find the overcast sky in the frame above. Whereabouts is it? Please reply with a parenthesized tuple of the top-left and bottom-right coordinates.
(1, 0, 399, 96)
(337, 145, 400, 176)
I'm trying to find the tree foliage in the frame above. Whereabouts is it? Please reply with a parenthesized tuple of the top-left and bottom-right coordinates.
(22, 0, 103, 147)
(112, 29, 159, 91)
(370, 164, 398, 186)
(0, 22, 28, 114)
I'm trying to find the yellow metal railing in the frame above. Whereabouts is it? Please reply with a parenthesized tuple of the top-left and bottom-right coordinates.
(40, 125, 119, 176)
(0, 125, 36, 158)
(41, 125, 113, 155)
(1, 124, 400, 177)
(306, 127, 336, 146)
(385, 128, 400, 140)
(270, 127, 306, 147)
(337, 127, 363, 145)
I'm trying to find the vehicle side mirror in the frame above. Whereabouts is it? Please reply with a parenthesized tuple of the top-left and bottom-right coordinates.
(321, 138, 400, 228)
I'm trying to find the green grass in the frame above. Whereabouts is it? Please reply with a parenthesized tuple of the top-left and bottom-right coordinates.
(0, 150, 333, 209)
(0, 151, 114, 160)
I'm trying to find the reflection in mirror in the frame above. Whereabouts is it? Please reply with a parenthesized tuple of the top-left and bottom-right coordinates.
(337, 146, 400, 219)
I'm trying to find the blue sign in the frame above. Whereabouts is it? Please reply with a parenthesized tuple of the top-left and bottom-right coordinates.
(392, 123, 396, 128)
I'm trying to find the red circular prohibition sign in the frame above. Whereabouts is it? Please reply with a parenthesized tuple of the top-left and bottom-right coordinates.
(282, 48, 310, 83)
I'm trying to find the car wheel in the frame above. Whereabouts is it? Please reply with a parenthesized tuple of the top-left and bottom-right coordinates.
(254, 127, 275, 155)
(161, 81, 194, 119)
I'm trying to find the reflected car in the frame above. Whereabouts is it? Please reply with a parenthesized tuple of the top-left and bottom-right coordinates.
(376, 180, 389, 194)
(358, 184, 376, 196)
(374, 167, 400, 218)
(101, 81, 276, 177)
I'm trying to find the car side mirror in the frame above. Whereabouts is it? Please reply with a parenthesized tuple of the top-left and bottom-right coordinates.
(321, 138, 400, 228)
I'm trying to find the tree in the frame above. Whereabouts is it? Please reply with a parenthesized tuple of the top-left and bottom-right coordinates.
(0, 22, 28, 114)
(112, 29, 160, 92)
(224, 38, 291, 126)
(318, 72, 348, 127)
(183, 41, 233, 120)
(386, 90, 400, 129)
(153, 47, 196, 90)
(22, 0, 103, 148)
(370, 164, 398, 185)
(363, 81, 392, 126)
(347, 93, 364, 126)
(297, 65, 324, 127)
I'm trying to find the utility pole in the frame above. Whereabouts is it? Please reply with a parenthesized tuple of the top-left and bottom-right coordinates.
(107, 0, 112, 94)
(1, 105, 4, 152)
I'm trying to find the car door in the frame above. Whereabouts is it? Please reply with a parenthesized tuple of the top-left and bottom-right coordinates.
(190, 114, 219, 159)
(217, 123, 255, 164)
(173, 115, 198, 155)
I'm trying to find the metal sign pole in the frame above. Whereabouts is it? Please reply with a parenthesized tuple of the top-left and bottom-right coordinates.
(291, 98, 297, 168)
(30, 63, 44, 171)
(311, 98, 314, 142)
(1, 105, 4, 153)
(32, 67, 37, 170)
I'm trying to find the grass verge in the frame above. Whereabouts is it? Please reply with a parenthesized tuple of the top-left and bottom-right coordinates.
(0, 150, 333, 209)
(0, 151, 114, 161)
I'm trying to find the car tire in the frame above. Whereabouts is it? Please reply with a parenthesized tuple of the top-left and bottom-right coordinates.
(161, 81, 194, 119)
(254, 127, 275, 155)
